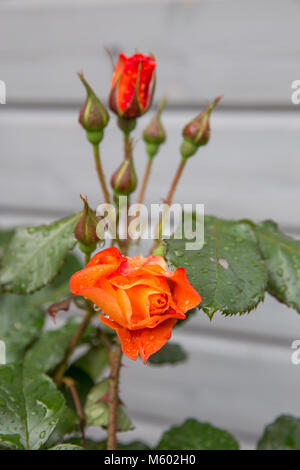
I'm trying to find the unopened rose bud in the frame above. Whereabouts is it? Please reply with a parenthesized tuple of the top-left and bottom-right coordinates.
(180, 95, 223, 159)
(143, 97, 166, 158)
(78, 72, 110, 145)
(110, 157, 137, 196)
(75, 196, 99, 254)
(109, 52, 156, 120)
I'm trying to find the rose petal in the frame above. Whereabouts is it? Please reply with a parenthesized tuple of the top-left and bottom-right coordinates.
(86, 247, 124, 268)
(70, 265, 119, 294)
(109, 273, 170, 293)
(110, 53, 125, 89)
(129, 308, 185, 330)
(114, 288, 132, 324)
(139, 318, 177, 362)
(79, 287, 128, 327)
(119, 254, 166, 276)
(100, 316, 177, 362)
(125, 285, 152, 323)
(144, 255, 167, 269)
(166, 267, 202, 313)
(100, 316, 140, 361)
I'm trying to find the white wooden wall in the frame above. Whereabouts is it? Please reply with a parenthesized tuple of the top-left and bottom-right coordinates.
(1, 0, 300, 449)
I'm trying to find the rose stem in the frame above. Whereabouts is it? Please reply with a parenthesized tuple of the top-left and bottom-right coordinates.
(124, 133, 131, 160)
(53, 307, 94, 384)
(62, 377, 87, 449)
(137, 157, 153, 205)
(93, 144, 125, 250)
(107, 339, 123, 450)
(93, 144, 111, 204)
(121, 133, 133, 251)
(165, 159, 186, 206)
(150, 158, 187, 254)
(132, 158, 153, 246)
(125, 195, 130, 255)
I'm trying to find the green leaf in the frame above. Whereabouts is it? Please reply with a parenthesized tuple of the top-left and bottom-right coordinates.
(0, 363, 65, 449)
(73, 344, 108, 382)
(0, 294, 44, 362)
(63, 366, 94, 411)
(84, 378, 133, 431)
(24, 317, 85, 373)
(257, 415, 300, 450)
(0, 213, 79, 294)
(51, 252, 83, 289)
(45, 407, 79, 448)
(31, 252, 83, 308)
(156, 418, 239, 450)
(0, 229, 15, 247)
(165, 215, 267, 319)
(0, 229, 15, 265)
(148, 343, 187, 366)
(49, 443, 83, 450)
(255, 221, 300, 313)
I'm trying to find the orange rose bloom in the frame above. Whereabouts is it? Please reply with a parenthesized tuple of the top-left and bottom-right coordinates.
(70, 248, 201, 362)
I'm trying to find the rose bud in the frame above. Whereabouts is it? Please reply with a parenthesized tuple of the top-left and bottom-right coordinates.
(74, 195, 99, 254)
(180, 95, 223, 159)
(110, 157, 137, 196)
(78, 72, 110, 145)
(109, 52, 156, 123)
(143, 96, 167, 158)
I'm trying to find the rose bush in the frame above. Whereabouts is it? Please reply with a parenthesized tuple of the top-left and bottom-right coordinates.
(1, 48, 300, 451)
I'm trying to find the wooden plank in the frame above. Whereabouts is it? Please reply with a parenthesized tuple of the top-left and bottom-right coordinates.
(0, 0, 299, 105)
(0, 109, 299, 229)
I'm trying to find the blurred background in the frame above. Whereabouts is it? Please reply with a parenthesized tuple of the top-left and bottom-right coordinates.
(1, 0, 300, 449)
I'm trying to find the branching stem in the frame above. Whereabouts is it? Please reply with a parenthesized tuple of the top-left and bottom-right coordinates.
(62, 377, 87, 449)
(93, 144, 111, 204)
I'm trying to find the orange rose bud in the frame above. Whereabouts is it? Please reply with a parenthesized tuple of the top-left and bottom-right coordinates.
(70, 247, 201, 362)
(110, 156, 137, 196)
(180, 95, 223, 159)
(78, 72, 110, 145)
(74, 196, 99, 255)
(143, 96, 166, 158)
(109, 52, 156, 120)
